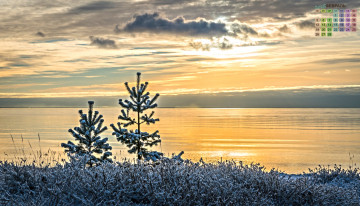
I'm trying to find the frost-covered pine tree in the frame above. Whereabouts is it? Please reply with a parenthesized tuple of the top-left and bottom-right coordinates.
(61, 101, 112, 166)
(111, 72, 162, 161)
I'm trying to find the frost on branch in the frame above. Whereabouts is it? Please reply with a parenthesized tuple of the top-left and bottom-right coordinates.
(61, 101, 112, 166)
(111, 72, 162, 161)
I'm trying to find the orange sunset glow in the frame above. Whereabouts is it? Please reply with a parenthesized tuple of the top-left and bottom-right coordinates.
(0, 1, 359, 107)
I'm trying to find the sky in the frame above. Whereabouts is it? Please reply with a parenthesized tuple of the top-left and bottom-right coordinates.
(0, 0, 360, 107)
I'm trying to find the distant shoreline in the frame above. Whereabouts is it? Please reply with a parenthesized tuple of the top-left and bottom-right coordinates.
(1, 107, 360, 109)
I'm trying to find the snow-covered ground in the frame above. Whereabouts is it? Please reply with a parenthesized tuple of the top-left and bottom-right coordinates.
(1, 157, 359, 205)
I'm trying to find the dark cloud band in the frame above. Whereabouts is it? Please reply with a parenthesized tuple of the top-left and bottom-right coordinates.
(117, 13, 228, 37)
(116, 12, 260, 38)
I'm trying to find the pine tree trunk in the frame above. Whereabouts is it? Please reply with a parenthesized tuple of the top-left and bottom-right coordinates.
(137, 108, 141, 160)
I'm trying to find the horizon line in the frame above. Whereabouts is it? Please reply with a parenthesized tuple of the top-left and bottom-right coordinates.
(1, 107, 360, 109)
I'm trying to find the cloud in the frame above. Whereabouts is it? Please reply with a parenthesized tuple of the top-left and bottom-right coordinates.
(150, 0, 194, 5)
(116, 12, 259, 39)
(35, 31, 45, 37)
(68, 1, 115, 13)
(89, 36, 117, 49)
(278, 25, 291, 33)
(189, 41, 210, 51)
(296, 20, 314, 29)
(116, 13, 228, 37)
(189, 37, 232, 50)
(314, 58, 360, 65)
(217, 38, 233, 50)
(230, 23, 258, 35)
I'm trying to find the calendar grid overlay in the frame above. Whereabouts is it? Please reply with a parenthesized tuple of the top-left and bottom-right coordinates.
(315, 9, 357, 37)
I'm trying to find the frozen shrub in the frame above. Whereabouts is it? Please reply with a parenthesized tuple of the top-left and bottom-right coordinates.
(61, 101, 112, 166)
(1, 159, 359, 205)
(111, 72, 162, 161)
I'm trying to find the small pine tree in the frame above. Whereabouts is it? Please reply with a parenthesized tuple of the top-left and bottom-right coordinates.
(61, 101, 112, 166)
(111, 72, 162, 161)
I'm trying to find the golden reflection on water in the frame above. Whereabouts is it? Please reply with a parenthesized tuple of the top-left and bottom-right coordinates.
(0, 108, 360, 174)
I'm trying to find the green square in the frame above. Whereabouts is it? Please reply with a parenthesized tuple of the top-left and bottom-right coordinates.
(321, 9, 326, 13)
(321, 32, 326, 36)
(327, 18, 332, 22)
(321, 27, 326, 32)
(327, 9, 332, 13)
(327, 23, 332, 27)
(321, 18, 326, 22)
(327, 32, 332, 36)
(333, 9, 338, 13)
(327, 27, 332, 32)
(333, 23, 338, 27)
(321, 23, 326, 27)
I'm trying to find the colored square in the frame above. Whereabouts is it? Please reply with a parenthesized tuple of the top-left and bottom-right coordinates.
(327, 27, 332, 32)
(351, 13, 357, 17)
(339, 27, 344, 32)
(327, 23, 332, 27)
(333, 13, 338, 17)
(315, 23, 320, 27)
(321, 18, 326, 22)
(333, 9, 338, 13)
(351, 27, 356, 32)
(351, 9, 357, 13)
(345, 28, 351, 32)
(327, 32, 332, 36)
(333, 27, 338, 32)
(321, 32, 326, 36)
(346, 23, 351, 27)
(321, 23, 326, 27)
(315, 32, 320, 36)
(351, 18, 356, 22)
(339, 18, 344, 22)
(352, 23, 356, 27)
(333, 18, 338, 22)
(321, 27, 326, 32)
(339, 23, 344, 27)
(327, 18, 332, 22)
(321, 9, 326, 13)
(315, 18, 321, 22)
(346, 18, 351, 22)
(339, 13, 344, 17)
(333, 23, 338, 27)
(345, 9, 351, 13)
(327, 9, 332, 13)
(339, 9, 344, 13)
(315, 9, 320, 13)
(345, 13, 351, 17)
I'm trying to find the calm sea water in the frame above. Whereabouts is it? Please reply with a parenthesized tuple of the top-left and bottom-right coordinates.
(0, 108, 359, 173)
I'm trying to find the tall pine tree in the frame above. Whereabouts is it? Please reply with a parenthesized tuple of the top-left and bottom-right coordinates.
(61, 101, 112, 166)
(111, 72, 162, 161)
